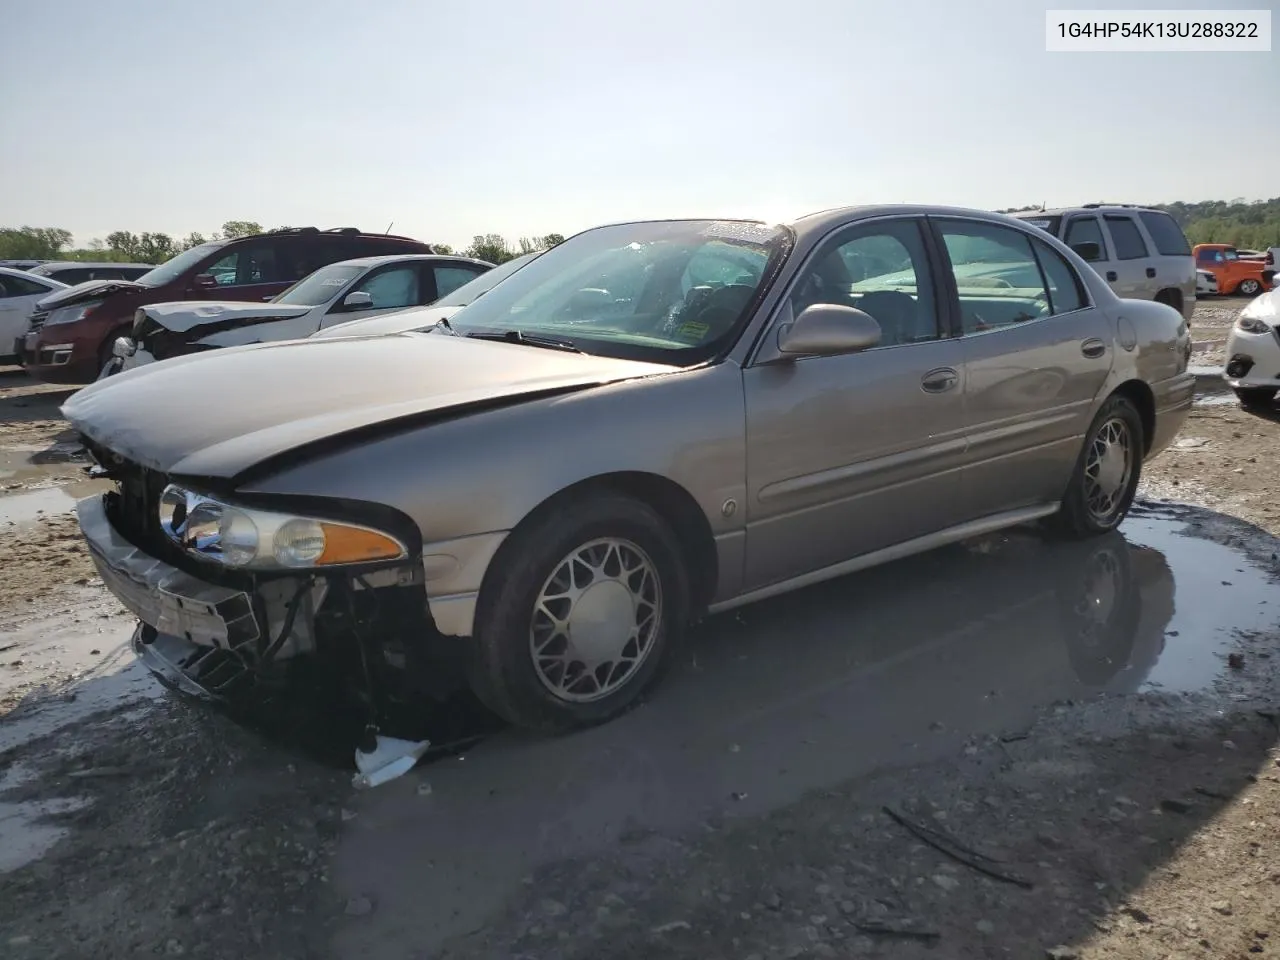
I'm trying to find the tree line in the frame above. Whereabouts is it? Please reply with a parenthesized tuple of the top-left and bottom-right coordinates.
(0, 221, 565, 266)
(7, 199, 1279, 268)
(998, 198, 1280, 248)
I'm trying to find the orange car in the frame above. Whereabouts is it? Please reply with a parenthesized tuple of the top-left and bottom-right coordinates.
(1193, 243, 1276, 297)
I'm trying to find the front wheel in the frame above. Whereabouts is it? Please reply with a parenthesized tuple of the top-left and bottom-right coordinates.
(1234, 386, 1276, 409)
(1049, 395, 1144, 539)
(468, 492, 690, 732)
(1237, 278, 1261, 297)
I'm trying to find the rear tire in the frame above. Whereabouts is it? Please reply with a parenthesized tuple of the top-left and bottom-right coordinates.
(468, 492, 690, 733)
(1049, 395, 1144, 539)
(1234, 387, 1276, 409)
(1237, 278, 1261, 297)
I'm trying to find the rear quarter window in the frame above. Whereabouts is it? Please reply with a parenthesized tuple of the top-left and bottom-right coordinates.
(1137, 211, 1192, 257)
(1104, 216, 1150, 261)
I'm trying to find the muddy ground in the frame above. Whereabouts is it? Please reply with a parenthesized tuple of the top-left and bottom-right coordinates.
(1, 297, 1279, 960)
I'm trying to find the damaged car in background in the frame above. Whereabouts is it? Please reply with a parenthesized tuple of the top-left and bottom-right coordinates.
(308, 251, 540, 341)
(62, 206, 1194, 775)
(105, 253, 495, 377)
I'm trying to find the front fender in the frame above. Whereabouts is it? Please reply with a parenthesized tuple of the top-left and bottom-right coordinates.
(238, 363, 748, 635)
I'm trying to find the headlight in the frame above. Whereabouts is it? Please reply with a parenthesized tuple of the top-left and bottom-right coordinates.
(1236, 314, 1271, 335)
(158, 485, 407, 569)
(44, 301, 102, 325)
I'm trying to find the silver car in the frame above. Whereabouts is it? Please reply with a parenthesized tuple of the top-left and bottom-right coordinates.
(62, 205, 1194, 734)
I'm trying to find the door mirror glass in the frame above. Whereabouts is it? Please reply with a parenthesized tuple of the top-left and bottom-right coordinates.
(777, 304, 882, 357)
(1069, 241, 1101, 262)
(342, 290, 374, 310)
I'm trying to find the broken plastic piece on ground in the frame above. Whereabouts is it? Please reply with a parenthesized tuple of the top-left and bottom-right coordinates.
(352, 734, 432, 788)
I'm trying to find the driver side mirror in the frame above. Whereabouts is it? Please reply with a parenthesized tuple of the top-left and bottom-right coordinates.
(193, 273, 218, 289)
(342, 291, 374, 310)
(777, 304, 881, 357)
(1069, 241, 1101, 262)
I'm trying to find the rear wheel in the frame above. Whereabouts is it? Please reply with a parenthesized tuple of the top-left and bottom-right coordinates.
(1237, 278, 1261, 297)
(468, 492, 690, 732)
(1049, 395, 1144, 539)
(1234, 387, 1276, 409)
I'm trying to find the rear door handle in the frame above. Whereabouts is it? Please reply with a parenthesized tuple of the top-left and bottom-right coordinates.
(1106, 271, 1118, 282)
(921, 367, 959, 393)
(1081, 338, 1107, 358)
(1145, 267, 1157, 278)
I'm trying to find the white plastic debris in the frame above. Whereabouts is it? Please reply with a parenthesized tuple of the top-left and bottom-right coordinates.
(352, 735, 431, 789)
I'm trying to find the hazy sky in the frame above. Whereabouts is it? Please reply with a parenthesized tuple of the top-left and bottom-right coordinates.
(3, 0, 1275, 250)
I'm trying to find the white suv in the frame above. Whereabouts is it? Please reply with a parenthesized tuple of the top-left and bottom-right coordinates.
(1012, 204, 1196, 322)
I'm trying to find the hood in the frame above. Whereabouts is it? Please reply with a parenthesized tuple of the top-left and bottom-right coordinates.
(62, 332, 671, 481)
(141, 300, 314, 333)
(1240, 288, 1280, 323)
(309, 304, 460, 340)
(36, 278, 147, 310)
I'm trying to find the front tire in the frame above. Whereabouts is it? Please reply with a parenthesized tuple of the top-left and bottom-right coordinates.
(468, 492, 690, 732)
(1234, 386, 1276, 408)
(1237, 278, 1261, 297)
(1049, 395, 1144, 539)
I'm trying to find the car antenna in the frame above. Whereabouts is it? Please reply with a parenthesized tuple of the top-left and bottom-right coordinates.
(384, 221, 394, 235)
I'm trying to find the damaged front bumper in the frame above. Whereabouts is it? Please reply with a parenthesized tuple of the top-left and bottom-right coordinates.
(77, 493, 465, 717)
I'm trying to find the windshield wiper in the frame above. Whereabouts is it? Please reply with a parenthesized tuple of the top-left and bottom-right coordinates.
(432, 316, 461, 336)
(465, 329, 584, 353)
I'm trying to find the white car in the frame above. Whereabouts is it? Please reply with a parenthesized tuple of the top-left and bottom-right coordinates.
(1196, 269, 1218, 296)
(310, 251, 540, 340)
(0, 267, 68, 365)
(1223, 287, 1280, 407)
(107, 254, 494, 377)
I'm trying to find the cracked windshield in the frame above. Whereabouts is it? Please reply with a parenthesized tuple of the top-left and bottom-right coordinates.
(1, 3, 1277, 960)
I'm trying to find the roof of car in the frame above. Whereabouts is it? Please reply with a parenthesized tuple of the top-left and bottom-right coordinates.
(787, 203, 1047, 240)
(1012, 204, 1163, 217)
(0, 265, 67, 282)
(323, 254, 497, 270)
(33, 261, 156, 269)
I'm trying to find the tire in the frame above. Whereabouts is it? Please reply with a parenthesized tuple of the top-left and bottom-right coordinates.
(1237, 278, 1261, 297)
(1049, 395, 1145, 539)
(1234, 387, 1276, 409)
(467, 492, 691, 732)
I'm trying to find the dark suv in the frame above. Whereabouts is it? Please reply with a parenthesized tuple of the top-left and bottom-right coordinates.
(19, 227, 435, 383)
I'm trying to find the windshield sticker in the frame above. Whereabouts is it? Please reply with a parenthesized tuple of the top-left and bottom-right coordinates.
(675, 321, 709, 341)
(321, 278, 346, 286)
(1023, 219, 1054, 230)
(701, 222, 780, 244)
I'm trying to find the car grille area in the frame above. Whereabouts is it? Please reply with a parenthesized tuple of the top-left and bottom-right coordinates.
(27, 308, 49, 332)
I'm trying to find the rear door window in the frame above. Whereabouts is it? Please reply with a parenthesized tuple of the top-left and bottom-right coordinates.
(433, 264, 487, 300)
(1137, 211, 1191, 256)
(1030, 237, 1087, 314)
(1063, 216, 1106, 262)
(1103, 216, 1150, 261)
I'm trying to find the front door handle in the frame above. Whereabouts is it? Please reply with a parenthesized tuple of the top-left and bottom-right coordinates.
(1105, 270, 1118, 282)
(921, 367, 959, 393)
(1081, 338, 1107, 359)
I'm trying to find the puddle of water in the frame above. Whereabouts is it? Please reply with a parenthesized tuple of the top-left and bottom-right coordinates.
(0, 479, 111, 527)
(1193, 393, 1237, 408)
(0, 795, 92, 874)
(0, 596, 160, 754)
(1126, 508, 1278, 691)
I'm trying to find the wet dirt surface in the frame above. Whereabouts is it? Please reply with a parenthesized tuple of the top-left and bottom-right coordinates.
(1, 303, 1280, 960)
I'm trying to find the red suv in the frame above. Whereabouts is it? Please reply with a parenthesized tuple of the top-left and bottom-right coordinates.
(18, 227, 435, 383)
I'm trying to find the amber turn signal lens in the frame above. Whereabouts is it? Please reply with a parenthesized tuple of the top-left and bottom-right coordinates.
(317, 523, 405, 565)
